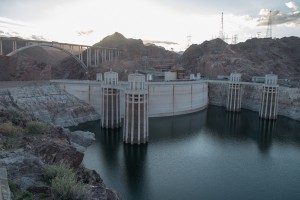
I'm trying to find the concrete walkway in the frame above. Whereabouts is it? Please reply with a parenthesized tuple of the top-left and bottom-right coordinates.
(0, 168, 11, 200)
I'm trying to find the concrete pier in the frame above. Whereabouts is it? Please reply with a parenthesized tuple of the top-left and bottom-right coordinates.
(259, 74, 279, 119)
(101, 70, 121, 128)
(124, 73, 149, 144)
(0, 168, 11, 200)
(226, 73, 242, 112)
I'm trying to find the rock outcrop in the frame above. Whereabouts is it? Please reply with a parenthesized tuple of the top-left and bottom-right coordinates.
(208, 82, 300, 121)
(0, 81, 100, 127)
(182, 37, 300, 87)
(0, 117, 119, 199)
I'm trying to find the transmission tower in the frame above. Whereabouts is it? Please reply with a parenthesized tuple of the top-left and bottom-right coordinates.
(219, 12, 224, 40)
(186, 34, 192, 49)
(232, 34, 238, 44)
(266, 10, 272, 38)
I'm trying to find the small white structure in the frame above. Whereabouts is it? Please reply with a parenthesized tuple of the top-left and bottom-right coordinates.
(96, 73, 103, 81)
(196, 73, 201, 80)
(124, 73, 149, 144)
(190, 74, 195, 80)
(147, 74, 153, 81)
(101, 69, 121, 128)
(165, 71, 177, 81)
(259, 74, 279, 119)
(226, 73, 242, 112)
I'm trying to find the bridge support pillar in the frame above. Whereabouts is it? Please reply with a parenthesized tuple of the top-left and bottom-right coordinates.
(124, 73, 149, 145)
(86, 47, 90, 67)
(101, 70, 121, 128)
(259, 74, 279, 119)
(12, 40, 17, 52)
(79, 46, 83, 62)
(226, 73, 242, 112)
(0, 39, 2, 55)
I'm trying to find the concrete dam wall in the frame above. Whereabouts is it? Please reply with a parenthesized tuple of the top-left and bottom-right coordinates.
(52, 80, 209, 118)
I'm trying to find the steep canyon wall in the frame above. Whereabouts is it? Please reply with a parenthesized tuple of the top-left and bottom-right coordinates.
(0, 81, 100, 127)
(208, 82, 300, 121)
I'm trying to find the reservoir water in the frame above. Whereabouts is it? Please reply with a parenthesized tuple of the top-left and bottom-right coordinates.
(71, 106, 300, 200)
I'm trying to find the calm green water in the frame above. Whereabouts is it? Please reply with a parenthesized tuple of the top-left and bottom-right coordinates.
(71, 106, 300, 200)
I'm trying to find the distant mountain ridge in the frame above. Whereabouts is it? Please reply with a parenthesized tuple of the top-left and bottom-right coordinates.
(1, 33, 299, 85)
(93, 32, 178, 60)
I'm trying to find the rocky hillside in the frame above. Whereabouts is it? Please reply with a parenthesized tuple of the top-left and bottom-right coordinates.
(0, 33, 179, 81)
(0, 47, 86, 81)
(0, 105, 119, 199)
(182, 37, 300, 86)
(0, 81, 100, 127)
(85, 32, 180, 80)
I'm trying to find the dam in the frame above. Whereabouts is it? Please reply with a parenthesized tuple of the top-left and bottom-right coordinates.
(51, 71, 300, 145)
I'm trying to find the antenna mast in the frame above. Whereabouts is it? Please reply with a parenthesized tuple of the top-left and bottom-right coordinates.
(266, 10, 272, 38)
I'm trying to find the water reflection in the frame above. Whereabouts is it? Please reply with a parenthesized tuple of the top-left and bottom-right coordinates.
(206, 106, 248, 139)
(123, 145, 148, 199)
(206, 106, 276, 152)
(74, 106, 300, 200)
(149, 109, 207, 141)
(257, 119, 275, 153)
(99, 128, 122, 168)
(225, 112, 241, 137)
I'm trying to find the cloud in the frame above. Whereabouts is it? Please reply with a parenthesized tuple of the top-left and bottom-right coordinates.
(0, 31, 20, 37)
(0, 16, 30, 27)
(143, 40, 178, 45)
(257, 2, 300, 26)
(286, 1, 299, 12)
(29, 35, 47, 41)
(77, 30, 94, 36)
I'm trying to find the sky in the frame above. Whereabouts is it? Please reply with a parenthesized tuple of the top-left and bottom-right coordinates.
(0, 0, 300, 51)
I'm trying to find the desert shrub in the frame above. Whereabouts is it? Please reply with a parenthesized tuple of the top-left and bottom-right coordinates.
(0, 121, 21, 136)
(44, 164, 91, 200)
(44, 164, 74, 181)
(16, 191, 32, 200)
(0, 142, 13, 150)
(25, 121, 49, 134)
(8, 106, 24, 119)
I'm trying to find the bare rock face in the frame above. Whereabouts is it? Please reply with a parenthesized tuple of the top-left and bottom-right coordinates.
(182, 37, 300, 87)
(0, 82, 100, 127)
(33, 142, 84, 168)
(0, 124, 119, 200)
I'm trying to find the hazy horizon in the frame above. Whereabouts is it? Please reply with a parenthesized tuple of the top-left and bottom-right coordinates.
(1, 0, 300, 51)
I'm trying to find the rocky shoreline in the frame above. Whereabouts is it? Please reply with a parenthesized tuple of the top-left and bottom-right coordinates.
(0, 96, 119, 199)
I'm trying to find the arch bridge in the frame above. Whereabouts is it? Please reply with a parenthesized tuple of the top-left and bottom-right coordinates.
(0, 37, 121, 70)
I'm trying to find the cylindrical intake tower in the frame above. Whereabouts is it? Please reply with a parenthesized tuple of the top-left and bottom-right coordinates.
(123, 73, 149, 144)
(226, 73, 242, 112)
(259, 74, 279, 119)
(101, 69, 121, 128)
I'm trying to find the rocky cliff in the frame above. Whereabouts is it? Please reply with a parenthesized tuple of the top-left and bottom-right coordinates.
(0, 86, 119, 199)
(182, 37, 300, 87)
(208, 82, 300, 121)
(0, 81, 100, 127)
